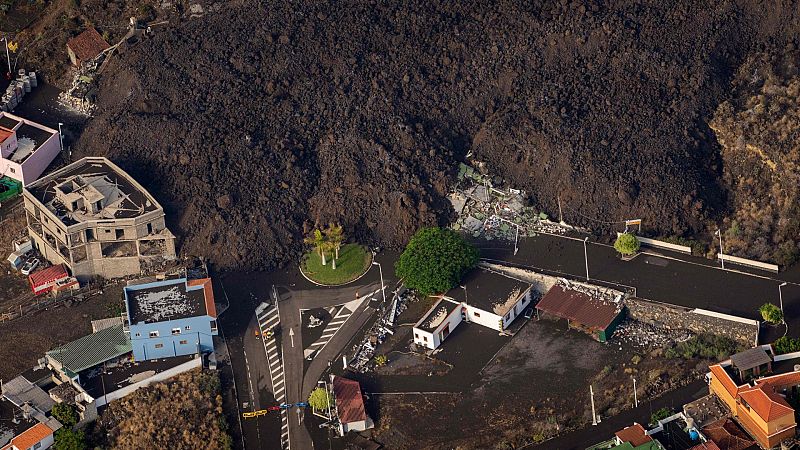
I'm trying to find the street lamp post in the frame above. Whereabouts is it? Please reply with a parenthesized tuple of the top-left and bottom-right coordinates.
(513, 224, 519, 256)
(1, 37, 9, 76)
(633, 377, 638, 408)
(716, 229, 725, 269)
(583, 237, 590, 281)
(779, 282, 788, 316)
(372, 261, 386, 304)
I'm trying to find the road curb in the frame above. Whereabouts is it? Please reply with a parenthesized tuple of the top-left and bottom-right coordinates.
(298, 250, 374, 287)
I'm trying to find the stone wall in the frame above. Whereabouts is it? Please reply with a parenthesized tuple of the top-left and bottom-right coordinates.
(626, 298, 759, 346)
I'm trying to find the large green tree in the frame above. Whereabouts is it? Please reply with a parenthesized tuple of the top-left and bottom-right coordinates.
(614, 233, 640, 256)
(51, 403, 79, 427)
(54, 428, 86, 450)
(395, 227, 479, 295)
(308, 387, 333, 411)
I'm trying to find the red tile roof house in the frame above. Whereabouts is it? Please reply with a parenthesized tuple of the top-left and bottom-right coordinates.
(332, 376, 373, 435)
(0, 112, 60, 186)
(535, 284, 626, 342)
(66, 28, 110, 67)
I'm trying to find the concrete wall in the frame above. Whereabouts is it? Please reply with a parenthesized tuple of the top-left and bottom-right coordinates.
(95, 356, 201, 407)
(626, 298, 759, 346)
(412, 328, 437, 350)
(19, 131, 60, 186)
(464, 303, 503, 331)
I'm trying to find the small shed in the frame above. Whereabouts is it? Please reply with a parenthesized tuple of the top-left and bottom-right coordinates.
(535, 285, 625, 342)
(66, 28, 110, 67)
(332, 376, 373, 435)
(29, 263, 70, 295)
(730, 347, 772, 378)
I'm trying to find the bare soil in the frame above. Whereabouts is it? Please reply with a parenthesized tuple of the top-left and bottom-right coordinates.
(0, 201, 31, 312)
(0, 281, 124, 381)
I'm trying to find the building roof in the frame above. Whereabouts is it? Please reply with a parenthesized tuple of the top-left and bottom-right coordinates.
(28, 264, 68, 287)
(414, 298, 460, 332)
(0, 376, 54, 413)
(125, 277, 215, 324)
(0, 115, 20, 130)
(26, 157, 161, 225)
(709, 364, 741, 398)
(730, 348, 772, 371)
(46, 325, 132, 373)
(615, 423, 653, 447)
(444, 268, 531, 315)
(688, 442, 721, 450)
(701, 418, 754, 450)
(91, 316, 123, 333)
(737, 385, 794, 422)
(66, 28, 110, 62)
(333, 376, 367, 424)
(0, 422, 53, 450)
(536, 285, 622, 331)
(0, 126, 13, 144)
(0, 398, 39, 447)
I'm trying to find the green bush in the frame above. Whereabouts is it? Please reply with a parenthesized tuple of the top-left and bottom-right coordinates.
(663, 334, 739, 361)
(395, 227, 479, 295)
(54, 428, 86, 450)
(774, 336, 800, 355)
(52, 402, 79, 427)
(760, 303, 784, 324)
(374, 354, 388, 366)
(614, 233, 640, 255)
(650, 407, 672, 425)
(308, 387, 333, 411)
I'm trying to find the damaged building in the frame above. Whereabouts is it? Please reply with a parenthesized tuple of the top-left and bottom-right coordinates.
(22, 156, 176, 281)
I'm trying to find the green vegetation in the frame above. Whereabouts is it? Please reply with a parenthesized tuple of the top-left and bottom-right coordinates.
(308, 387, 334, 411)
(663, 334, 739, 361)
(613, 233, 640, 256)
(52, 402, 79, 427)
(395, 227, 479, 295)
(774, 336, 800, 355)
(759, 303, 784, 324)
(301, 243, 371, 285)
(54, 428, 86, 450)
(374, 354, 388, 366)
(650, 407, 672, 425)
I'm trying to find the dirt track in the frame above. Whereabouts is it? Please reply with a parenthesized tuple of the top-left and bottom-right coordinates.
(71, 0, 800, 271)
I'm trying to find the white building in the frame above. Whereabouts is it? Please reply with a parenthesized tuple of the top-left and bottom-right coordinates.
(413, 268, 534, 350)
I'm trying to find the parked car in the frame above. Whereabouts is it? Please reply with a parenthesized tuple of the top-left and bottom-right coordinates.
(524, 307, 534, 320)
(20, 258, 39, 275)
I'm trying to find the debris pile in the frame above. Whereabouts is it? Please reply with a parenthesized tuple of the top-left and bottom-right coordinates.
(1, 69, 38, 112)
(451, 163, 572, 243)
(612, 320, 693, 350)
(58, 59, 101, 115)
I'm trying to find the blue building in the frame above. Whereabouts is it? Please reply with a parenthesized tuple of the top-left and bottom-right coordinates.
(123, 277, 218, 361)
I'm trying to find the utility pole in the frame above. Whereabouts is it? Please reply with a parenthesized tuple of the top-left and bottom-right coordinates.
(1, 37, 9, 77)
(633, 377, 638, 408)
(372, 261, 386, 304)
(557, 195, 564, 224)
(716, 229, 725, 269)
(583, 237, 590, 281)
(513, 224, 519, 256)
(58, 123, 64, 153)
(590, 385, 597, 426)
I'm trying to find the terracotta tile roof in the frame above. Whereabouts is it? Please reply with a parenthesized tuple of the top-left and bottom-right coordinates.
(0, 126, 14, 143)
(188, 278, 217, 318)
(688, 441, 721, 450)
(615, 423, 652, 447)
(709, 364, 740, 398)
(2, 422, 53, 450)
(67, 28, 110, 62)
(738, 385, 794, 421)
(333, 376, 367, 424)
(701, 418, 754, 450)
(756, 370, 800, 390)
(536, 285, 621, 331)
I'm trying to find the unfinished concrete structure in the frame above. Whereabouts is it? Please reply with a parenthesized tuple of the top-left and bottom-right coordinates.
(23, 157, 176, 281)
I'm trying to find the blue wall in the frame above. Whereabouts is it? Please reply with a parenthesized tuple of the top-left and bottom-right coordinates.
(129, 314, 217, 361)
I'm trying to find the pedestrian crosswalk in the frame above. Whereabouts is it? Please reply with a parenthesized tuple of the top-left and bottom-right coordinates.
(256, 303, 290, 449)
(304, 305, 353, 359)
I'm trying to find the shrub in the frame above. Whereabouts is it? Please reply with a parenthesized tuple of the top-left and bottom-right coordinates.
(663, 334, 739, 361)
(650, 407, 672, 425)
(760, 303, 784, 324)
(395, 227, 479, 295)
(774, 336, 800, 354)
(54, 428, 86, 450)
(52, 402, 79, 427)
(614, 233, 640, 255)
(308, 387, 333, 411)
(374, 354, 388, 366)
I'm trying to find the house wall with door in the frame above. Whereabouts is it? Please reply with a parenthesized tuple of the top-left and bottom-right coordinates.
(413, 299, 464, 350)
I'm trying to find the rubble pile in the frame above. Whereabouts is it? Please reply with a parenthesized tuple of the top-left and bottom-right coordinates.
(613, 319, 693, 350)
(57, 57, 104, 116)
(451, 163, 572, 242)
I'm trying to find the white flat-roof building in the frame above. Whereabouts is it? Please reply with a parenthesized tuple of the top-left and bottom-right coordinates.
(0, 112, 61, 186)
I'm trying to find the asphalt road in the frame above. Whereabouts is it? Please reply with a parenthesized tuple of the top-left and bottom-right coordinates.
(478, 232, 800, 338)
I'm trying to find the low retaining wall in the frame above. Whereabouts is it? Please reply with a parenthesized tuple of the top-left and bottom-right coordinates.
(626, 298, 759, 346)
(95, 356, 202, 407)
(718, 254, 779, 273)
(774, 351, 800, 362)
(616, 233, 692, 254)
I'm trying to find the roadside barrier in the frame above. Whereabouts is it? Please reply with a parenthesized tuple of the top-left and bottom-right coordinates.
(718, 254, 779, 273)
